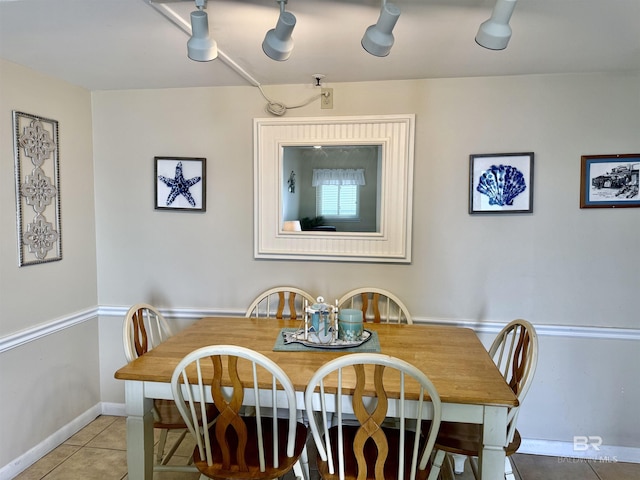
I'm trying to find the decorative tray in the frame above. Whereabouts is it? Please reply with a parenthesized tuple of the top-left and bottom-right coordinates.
(282, 328, 372, 349)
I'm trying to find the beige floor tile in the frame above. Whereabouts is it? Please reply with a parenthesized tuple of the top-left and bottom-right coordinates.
(86, 416, 127, 450)
(120, 458, 200, 480)
(589, 459, 640, 480)
(39, 447, 128, 480)
(159, 429, 196, 459)
(14, 444, 80, 480)
(512, 453, 599, 480)
(64, 415, 118, 447)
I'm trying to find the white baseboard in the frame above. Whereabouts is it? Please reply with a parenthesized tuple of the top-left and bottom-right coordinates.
(519, 438, 640, 464)
(0, 403, 102, 480)
(101, 402, 127, 417)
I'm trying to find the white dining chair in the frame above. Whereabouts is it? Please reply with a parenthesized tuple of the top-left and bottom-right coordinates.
(304, 352, 444, 480)
(122, 303, 215, 472)
(433, 319, 539, 480)
(246, 286, 316, 320)
(122, 303, 173, 363)
(337, 287, 413, 324)
(171, 344, 309, 480)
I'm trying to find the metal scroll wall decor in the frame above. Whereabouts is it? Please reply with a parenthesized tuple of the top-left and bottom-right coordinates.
(13, 111, 62, 266)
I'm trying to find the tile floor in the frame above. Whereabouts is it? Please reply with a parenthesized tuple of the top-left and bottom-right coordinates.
(13, 415, 639, 480)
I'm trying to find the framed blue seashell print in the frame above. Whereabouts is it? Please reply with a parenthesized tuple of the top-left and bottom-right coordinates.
(154, 156, 206, 212)
(469, 152, 534, 214)
(580, 154, 640, 208)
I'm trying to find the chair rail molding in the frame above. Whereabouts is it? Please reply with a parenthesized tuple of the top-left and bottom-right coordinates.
(2, 307, 638, 355)
(0, 306, 98, 353)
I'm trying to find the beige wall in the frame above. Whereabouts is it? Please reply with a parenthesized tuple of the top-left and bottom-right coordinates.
(93, 74, 640, 328)
(0, 59, 99, 469)
(1, 57, 639, 471)
(92, 73, 640, 452)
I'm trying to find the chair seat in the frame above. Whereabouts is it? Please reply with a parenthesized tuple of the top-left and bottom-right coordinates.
(193, 416, 308, 480)
(317, 425, 432, 480)
(433, 422, 522, 457)
(153, 399, 218, 430)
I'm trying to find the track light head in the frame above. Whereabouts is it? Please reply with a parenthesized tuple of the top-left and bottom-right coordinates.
(362, 2, 401, 57)
(475, 0, 518, 50)
(263, 1, 296, 61)
(187, 9, 217, 61)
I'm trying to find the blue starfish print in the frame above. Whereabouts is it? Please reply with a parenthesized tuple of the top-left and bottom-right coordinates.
(158, 162, 202, 207)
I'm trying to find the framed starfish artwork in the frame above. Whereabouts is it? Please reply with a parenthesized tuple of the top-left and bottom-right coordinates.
(154, 157, 206, 212)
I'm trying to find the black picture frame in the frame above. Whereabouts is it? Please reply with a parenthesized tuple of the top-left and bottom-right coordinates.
(580, 154, 640, 208)
(154, 156, 206, 212)
(469, 152, 534, 214)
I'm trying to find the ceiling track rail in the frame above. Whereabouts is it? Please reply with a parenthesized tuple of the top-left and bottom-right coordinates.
(146, 0, 261, 87)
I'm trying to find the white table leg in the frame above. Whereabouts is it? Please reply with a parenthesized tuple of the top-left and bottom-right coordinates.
(478, 405, 507, 479)
(125, 381, 154, 480)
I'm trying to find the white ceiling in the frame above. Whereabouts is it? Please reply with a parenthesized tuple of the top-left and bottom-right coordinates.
(0, 0, 639, 91)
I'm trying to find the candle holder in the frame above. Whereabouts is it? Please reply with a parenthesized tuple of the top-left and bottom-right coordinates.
(282, 296, 372, 349)
(303, 296, 338, 344)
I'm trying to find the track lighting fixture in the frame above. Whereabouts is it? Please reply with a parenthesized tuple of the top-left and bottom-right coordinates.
(187, 0, 217, 62)
(476, 0, 518, 50)
(362, 1, 401, 57)
(262, 0, 296, 61)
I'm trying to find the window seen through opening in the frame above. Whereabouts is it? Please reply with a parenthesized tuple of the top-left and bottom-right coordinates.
(316, 184, 359, 218)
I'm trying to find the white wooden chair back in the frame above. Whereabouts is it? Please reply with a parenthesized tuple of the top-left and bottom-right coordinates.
(489, 319, 538, 445)
(338, 287, 413, 324)
(305, 353, 442, 480)
(246, 286, 316, 320)
(123, 303, 173, 362)
(171, 345, 301, 473)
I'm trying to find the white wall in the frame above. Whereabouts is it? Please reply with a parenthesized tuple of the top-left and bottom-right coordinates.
(0, 59, 99, 470)
(93, 72, 639, 454)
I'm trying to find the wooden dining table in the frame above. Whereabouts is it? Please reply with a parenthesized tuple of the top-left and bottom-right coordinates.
(115, 316, 517, 480)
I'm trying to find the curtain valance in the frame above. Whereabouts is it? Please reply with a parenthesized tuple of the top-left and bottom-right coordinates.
(312, 169, 366, 186)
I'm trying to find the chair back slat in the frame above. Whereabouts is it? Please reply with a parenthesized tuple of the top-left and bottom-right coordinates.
(171, 345, 306, 479)
(351, 363, 390, 478)
(338, 288, 413, 324)
(489, 319, 538, 443)
(246, 287, 316, 320)
(123, 303, 173, 362)
(132, 309, 148, 357)
(305, 353, 442, 480)
(276, 292, 286, 320)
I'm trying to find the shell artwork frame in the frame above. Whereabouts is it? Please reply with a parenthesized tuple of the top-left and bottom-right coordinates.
(13, 111, 62, 266)
(469, 152, 534, 214)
